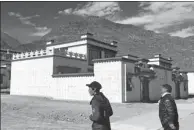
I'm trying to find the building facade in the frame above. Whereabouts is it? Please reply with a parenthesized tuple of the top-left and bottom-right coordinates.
(9, 33, 189, 103)
(0, 49, 20, 89)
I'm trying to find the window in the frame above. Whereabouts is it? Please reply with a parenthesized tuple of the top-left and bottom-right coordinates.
(104, 50, 116, 58)
(8, 70, 11, 80)
(0, 74, 3, 84)
(88, 49, 101, 65)
(56, 66, 81, 74)
(126, 74, 132, 91)
(184, 82, 187, 91)
(88, 68, 93, 72)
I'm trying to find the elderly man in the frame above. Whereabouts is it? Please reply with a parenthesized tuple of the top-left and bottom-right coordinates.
(159, 84, 179, 130)
(86, 81, 113, 130)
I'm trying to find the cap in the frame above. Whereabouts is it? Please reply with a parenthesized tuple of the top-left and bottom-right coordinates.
(86, 81, 102, 90)
(162, 84, 172, 93)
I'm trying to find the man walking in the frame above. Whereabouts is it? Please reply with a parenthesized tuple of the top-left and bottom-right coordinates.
(86, 81, 113, 130)
(159, 84, 179, 130)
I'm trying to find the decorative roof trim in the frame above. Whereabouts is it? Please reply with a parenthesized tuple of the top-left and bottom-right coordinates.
(0, 49, 21, 53)
(53, 55, 87, 61)
(149, 64, 172, 71)
(11, 55, 53, 62)
(93, 57, 137, 63)
(52, 73, 94, 77)
(46, 37, 117, 48)
(180, 70, 194, 73)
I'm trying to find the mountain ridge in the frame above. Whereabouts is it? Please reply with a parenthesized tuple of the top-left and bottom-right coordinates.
(2, 16, 194, 70)
(1, 31, 22, 51)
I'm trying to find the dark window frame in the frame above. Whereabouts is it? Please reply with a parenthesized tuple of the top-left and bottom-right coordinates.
(126, 73, 132, 91)
(0, 74, 3, 84)
(184, 81, 187, 91)
(88, 48, 102, 65)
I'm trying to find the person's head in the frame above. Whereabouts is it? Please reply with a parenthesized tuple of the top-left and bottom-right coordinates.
(161, 84, 172, 94)
(86, 81, 102, 96)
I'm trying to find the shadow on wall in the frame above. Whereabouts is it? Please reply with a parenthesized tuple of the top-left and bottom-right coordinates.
(1, 88, 10, 94)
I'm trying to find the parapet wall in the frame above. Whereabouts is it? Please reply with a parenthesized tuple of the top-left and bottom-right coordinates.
(12, 49, 53, 60)
(54, 48, 87, 60)
(10, 57, 124, 103)
(12, 49, 87, 61)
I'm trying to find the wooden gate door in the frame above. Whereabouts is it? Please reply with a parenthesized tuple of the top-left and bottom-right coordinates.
(142, 77, 150, 102)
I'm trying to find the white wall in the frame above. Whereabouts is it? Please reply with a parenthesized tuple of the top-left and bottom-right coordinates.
(10, 56, 124, 103)
(46, 40, 87, 51)
(67, 45, 87, 55)
(188, 72, 194, 95)
(10, 57, 54, 98)
(94, 61, 123, 103)
(52, 76, 94, 101)
(149, 68, 174, 101)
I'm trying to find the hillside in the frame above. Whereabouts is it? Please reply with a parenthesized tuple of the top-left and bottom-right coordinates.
(16, 40, 47, 52)
(41, 16, 194, 70)
(2, 16, 194, 70)
(1, 31, 22, 51)
(185, 36, 194, 42)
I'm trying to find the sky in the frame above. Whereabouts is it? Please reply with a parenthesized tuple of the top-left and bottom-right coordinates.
(1, 1, 194, 44)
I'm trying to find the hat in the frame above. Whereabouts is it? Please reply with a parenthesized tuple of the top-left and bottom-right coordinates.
(162, 84, 172, 93)
(86, 81, 102, 90)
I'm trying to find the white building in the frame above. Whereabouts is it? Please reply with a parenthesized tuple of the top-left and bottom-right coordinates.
(10, 33, 189, 103)
(187, 71, 194, 95)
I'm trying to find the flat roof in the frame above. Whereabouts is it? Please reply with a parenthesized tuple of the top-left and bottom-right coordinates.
(46, 36, 117, 48)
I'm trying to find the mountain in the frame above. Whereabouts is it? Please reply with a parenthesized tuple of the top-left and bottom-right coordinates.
(41, 16, 194, 70)
(185, 36, 194, 42)
(16, 40, 47, 52)
(9, 16, 194, 70)
(1, 31, 22, 51)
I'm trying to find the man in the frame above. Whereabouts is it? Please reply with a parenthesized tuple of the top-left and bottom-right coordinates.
(159, 84, 179, 130)
(86, 81, 113, 130)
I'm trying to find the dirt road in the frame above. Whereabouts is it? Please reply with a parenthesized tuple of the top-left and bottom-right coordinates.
(1, 95, 193, 130)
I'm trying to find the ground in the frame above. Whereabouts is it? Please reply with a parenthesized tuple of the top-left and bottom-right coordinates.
(1, 94, 194, 130)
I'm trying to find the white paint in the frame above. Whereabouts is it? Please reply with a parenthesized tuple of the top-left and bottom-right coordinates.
(12, 49, 54, 60)
(148, 61, 160, 66)
(81, 34, 93, 39)
(94, 61, 123, 103)
(52, 76, 94, 101)
(148, 57, 171, 65)
(10, 57, 54, 97)
(46, 39, 117, 55)
(188, 72, 194, 95)
(10, 56, 123, 103)
(46, 40, 87, 50)
(67, 45, 87, 55)
(148, 58, 160, 62)
(10, 52, 189, 103)
(46, 41, 52, 45)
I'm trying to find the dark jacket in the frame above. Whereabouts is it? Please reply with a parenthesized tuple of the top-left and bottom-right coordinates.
(90, 92, 113, 130)
(159, 94, 179, 129)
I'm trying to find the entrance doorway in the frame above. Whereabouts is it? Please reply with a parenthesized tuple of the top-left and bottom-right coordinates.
(176, 82, 180, 99)
(142, 77, 150, 102)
